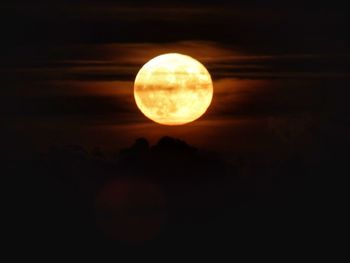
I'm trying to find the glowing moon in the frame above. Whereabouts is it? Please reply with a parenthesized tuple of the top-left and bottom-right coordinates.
(134, 53, 213, 125)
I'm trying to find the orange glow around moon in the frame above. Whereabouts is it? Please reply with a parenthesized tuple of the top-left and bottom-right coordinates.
(134, 53, 213, 125)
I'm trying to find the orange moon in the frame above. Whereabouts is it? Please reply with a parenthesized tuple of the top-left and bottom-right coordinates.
(134, 53, 213, 125)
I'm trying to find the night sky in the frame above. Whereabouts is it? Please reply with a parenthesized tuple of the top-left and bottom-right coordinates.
(2, 0, 348, 254)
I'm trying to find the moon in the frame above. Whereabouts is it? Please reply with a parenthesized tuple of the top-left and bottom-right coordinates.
(134, 53, 213, 125)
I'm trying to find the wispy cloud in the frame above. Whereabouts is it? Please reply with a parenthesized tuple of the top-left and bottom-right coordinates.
(46, 41, 350, 84)
(3, 40, 348, 129)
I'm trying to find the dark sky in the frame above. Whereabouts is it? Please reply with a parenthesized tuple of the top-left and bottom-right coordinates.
(1, 0, 349, 159)
(1, 0, 348, 251)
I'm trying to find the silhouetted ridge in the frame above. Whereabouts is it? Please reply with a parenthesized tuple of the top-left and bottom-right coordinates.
(119, 136, 228, 179)
(120, 137, 150, 162)
(152, 136, 197, 154)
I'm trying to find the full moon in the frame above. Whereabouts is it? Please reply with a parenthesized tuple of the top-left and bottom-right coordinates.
(134, 53, 213, 125)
